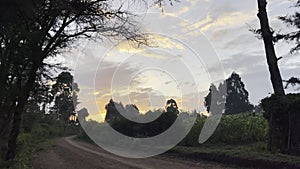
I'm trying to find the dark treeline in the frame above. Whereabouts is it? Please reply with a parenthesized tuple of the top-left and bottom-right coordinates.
(79, 98, 268, 147)
(105, 98, 184, 137)
(1, 0, 300, 167)
(102, 72, 257, 139)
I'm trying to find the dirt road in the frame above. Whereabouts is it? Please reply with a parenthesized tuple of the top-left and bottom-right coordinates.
(33, 136, 238, 169)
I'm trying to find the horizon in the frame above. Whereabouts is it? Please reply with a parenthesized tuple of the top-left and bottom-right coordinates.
(50, 0, 300, 122)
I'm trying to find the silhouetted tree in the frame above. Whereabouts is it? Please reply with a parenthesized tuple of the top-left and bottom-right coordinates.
(124, 104, 140, 119)
(256, 0, 286, 97)
(165, 98, 179, 113)
(204, 73, 253, 115)
(105, 99, 181, 138)
(256, 0, 288, 152)
(77, 108, 89, 123)
(0, 0, 154, 160)
(224, 72, 254, 115)
(105, 99, 122, 122)
(283, 77, 300, 90)
(51, 72, 79, 123)
(278, 1, 300, 53)
(204, 84, 220, 114)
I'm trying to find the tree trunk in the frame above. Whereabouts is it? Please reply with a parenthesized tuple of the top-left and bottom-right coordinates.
(5, 64, 39, 160)
(0, 99, 17, 160)
(0, 110, 12, 160)
(257, 0, 287, 152)
(257, 0, 285, 96)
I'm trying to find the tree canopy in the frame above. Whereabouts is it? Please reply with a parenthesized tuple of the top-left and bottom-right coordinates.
(0, 0, 163, 161)
(51, 72, 79, 123)
(204, 72, 253, 115)
(278, 0, 300, 53)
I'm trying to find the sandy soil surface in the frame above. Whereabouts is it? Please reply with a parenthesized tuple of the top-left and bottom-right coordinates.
(32, 136, 238, 169)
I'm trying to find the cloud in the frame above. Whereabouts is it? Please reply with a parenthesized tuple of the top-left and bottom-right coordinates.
(115, 41, 146, 54)
(73, 0, 300, 122)
(166, 6, 190, 16)
(148, 34, 184, 50)
(201, 12, 255, 32)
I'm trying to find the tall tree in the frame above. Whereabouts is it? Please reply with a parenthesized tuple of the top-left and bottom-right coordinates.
(163, 98, 178, 128)
(204, 72, 253, 115)
(51, 72, 79, 123)
(165, 98, 179, 114)
(0, 0, 160, 160)
(257, 0, 285, 96)
(224, 72, 253, 115)
(104, 99, 123, 123)
(204, 84, 222, 115)
(256, 0, 289, 152)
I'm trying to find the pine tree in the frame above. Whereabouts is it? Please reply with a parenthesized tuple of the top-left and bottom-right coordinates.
(204, 72, 253, 115)
(224, 72, 254, 115)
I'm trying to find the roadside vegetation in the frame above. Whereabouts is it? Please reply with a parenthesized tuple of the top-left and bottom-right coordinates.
(77, 72, 300, 168)
(1, 0, 300, 168)
(0, 109, 79, 169)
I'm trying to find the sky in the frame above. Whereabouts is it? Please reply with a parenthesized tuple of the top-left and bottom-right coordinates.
(57, 0, 300, 122)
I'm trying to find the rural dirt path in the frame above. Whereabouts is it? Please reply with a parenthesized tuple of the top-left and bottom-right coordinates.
(33, 136, 238, 169)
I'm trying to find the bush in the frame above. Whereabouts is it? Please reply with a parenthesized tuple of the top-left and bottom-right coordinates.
(10, 133, 35, 169)
(262, 93, 300, 154)
(181, 113, 268, 146)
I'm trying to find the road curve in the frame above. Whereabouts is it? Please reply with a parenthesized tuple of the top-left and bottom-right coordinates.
(33, 136, 237, 169)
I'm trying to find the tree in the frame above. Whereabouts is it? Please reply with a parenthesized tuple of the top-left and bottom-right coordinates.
(22, 73, 54, 132)
(204, 84, 221, 114)
(77, 108, 89, 123)
(256, 0, 290, 152)
(104, 99, 122, 123)
(0, 0, 162, 160)
(283, 77, 300, 90)
(204, 72, 253, 115)
(277, 2, 300, 89)
(165, 98, 179, 114)
(162, 99, 178, 129)
(257, 0, 285, 97)
(224, 72, 253, 115)
(51, 72, 79, 123)
(278, 1, 300, 53)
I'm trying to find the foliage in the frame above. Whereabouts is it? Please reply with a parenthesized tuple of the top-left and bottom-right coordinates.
(0, 71, 80, 167)
(0, 0, 152, 161)
(209, 113, 268, 144)
(180, 112, 268, 146)
(0, 111, 76, 169)
(204, 72, 254, 115)
(283, 77, 300, 90)
(0, 133, 35, 169)
(170, 144, 300, 169)
(51, 72, 79, 123)
(278, 1, 300, 53)
(105, 99, 178, 137)
(80, 98, 268, 147)
(261, 94, 300, 154)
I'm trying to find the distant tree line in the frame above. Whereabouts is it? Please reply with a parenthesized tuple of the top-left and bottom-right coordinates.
(105, 98, 181, 137)
(80, 94, 267, 146)
(101, 73, 258, 142)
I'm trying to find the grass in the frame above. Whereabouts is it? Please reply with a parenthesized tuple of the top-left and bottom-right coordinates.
(168, 143, 300, 169)
(0, 134, 59, 169)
